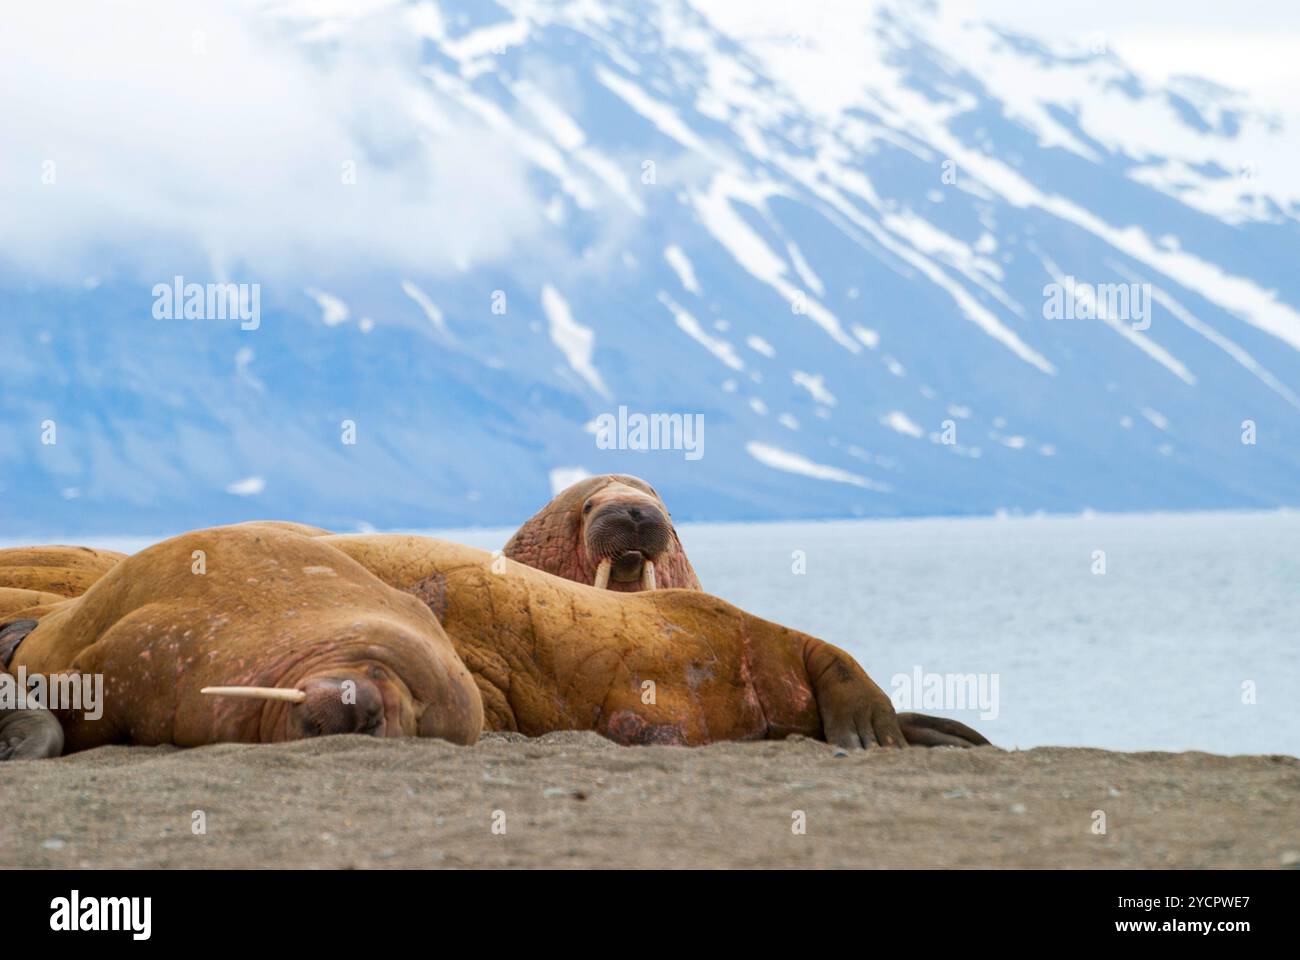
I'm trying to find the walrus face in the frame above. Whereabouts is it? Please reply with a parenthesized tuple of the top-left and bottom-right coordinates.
(251, 617, 483, 746)
(581, 482, 673, 590)
(503, 473, 701, 592)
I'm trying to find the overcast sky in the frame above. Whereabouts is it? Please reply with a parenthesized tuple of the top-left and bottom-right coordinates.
(950, 0, 1300, 107)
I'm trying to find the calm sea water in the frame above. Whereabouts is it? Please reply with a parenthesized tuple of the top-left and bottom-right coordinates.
(15, 511, 1299, 755)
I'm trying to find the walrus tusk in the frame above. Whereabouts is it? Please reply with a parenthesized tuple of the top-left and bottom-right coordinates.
(640, 560, 656, 590)
(593, 558, 612, 590)
(200, 686, 307, 703)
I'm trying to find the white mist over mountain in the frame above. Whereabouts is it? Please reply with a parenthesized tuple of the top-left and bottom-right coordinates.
(0, 0, 545, 281)
(2, 0, 1298, 534)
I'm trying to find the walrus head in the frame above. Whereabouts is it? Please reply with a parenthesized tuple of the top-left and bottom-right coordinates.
(582, 481, 675, 589)
(91, 526, 490, 748)
(503, 474, 702, 593)
(203, 612, 483, 746)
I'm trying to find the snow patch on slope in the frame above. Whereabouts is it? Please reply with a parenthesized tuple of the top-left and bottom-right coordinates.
(664, 244, 702, 294)
(542, 284, 610, 397)
(746, 442, 887, 490)
(402, 281, 446, 333)
(659, 293, 745, 370)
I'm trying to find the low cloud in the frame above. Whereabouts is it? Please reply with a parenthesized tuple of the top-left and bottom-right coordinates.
(0, 0, 546, 283)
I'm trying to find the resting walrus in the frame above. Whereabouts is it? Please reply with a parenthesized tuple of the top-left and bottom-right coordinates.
(504, 474, 701, 592)
(1, 526, 482, 759)
(322, 534, 985, 749)
(1, 527, 986, 757)
(0, 587, 66, 620)
(0, 545, 127, 598)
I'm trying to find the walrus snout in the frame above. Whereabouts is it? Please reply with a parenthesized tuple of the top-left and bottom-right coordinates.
(291, 676, 387, 738)
(585, 500, 671, 587)
(284, 623, 483, 746)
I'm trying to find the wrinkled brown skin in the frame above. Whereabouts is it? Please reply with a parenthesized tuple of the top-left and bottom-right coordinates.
(324, 534, 916, 748)
(230, 520, 334, 537)
(504, 475, 701, 592)
(4, 526, 481, 757)
(0, 545, 127, 597)
(0, 587, 66, 620)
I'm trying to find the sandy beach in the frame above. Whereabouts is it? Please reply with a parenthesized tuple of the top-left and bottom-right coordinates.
(3, 734, 1296, 869)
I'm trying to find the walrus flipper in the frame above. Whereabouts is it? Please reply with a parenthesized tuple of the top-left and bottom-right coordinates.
(802, 638, 906, 749)
(0, 705, 64, 760)
(896, 712, 991, 748)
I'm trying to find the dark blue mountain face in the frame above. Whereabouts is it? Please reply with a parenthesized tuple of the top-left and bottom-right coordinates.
(3, 0, 1299, 536)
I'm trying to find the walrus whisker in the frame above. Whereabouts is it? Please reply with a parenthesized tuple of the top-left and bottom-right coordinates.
(200, 686, 307, 703)
(640, 560, 656, 590)
(593, 558, 612, 590)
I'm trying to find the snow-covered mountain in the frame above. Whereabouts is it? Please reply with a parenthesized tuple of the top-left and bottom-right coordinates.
(3, 0, 1300, 535)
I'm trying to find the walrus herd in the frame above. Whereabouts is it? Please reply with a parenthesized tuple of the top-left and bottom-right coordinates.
(0, 476, 989, 760)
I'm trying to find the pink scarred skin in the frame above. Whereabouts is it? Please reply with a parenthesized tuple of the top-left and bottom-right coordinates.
(503, 474, 701, 592)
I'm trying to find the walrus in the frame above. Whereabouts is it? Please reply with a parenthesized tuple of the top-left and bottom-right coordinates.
(322, 534, 987, 749)
(504, 474, 700, 592)
(0, 587, 66, 620)
(0, 545, 127, 597)
(1, 526, 482, 759)
(231, 520, 334, 537)
(1, 527, 986, 757)
(0, 525, 327, 605)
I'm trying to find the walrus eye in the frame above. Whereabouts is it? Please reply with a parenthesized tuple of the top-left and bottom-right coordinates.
(583, 501, 593, 514)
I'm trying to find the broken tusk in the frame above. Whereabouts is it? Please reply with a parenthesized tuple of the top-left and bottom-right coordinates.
(593, 558, 612, 590)
(640, 560, 656, 590)
(201, 686, 307, 703)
